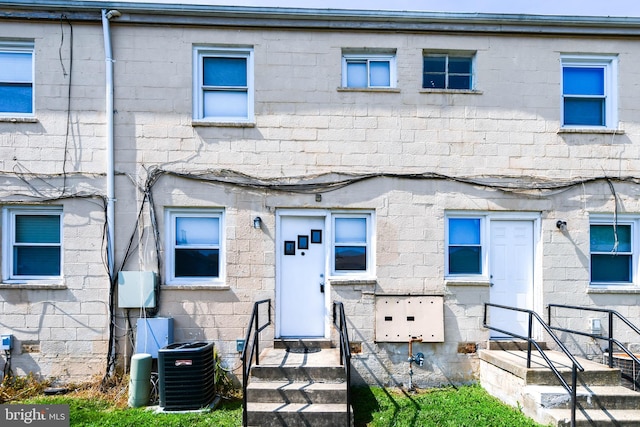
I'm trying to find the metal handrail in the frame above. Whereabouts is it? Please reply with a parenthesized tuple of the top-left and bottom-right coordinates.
(484, 303, 584, 427)
(548, 304, 640, 386)
(333, 301, 352, 427)
(241, 299, 271, 427)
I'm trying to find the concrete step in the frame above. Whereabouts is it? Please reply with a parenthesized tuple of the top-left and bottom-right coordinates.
(274, 339, 333, 350)
(246, 402, 350, 427)
(479, 349, 621, 386)
(246, 381, 347, 404)
(250, 348, 346, 383)
(525, 385, 640, 410)
(249, 365, 346, 383)
(540, 408, 640, 427)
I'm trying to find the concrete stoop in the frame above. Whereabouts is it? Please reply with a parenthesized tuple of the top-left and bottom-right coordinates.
(245, 343, 352, 427)
(480, 347, 640, 426)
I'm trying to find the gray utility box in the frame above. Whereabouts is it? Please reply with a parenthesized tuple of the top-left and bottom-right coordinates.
(158, 341, 215, 410)
(375, 295, 445, 342)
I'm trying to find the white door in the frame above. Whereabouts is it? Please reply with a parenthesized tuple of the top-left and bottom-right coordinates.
(277, 215, 326, 338)
(489, 220, 534, 339)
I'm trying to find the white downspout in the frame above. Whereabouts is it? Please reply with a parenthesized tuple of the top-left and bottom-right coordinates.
(101, 9, 119, 279)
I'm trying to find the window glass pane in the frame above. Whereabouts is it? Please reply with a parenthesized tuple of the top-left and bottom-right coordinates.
(335, 218, 366, 243)
(369, 61, 390, 87)
(0, 52, 32, 82)
(175, 217, 219, 245)
(449, 246, 481, 274)
(590, 224, 631, 252)
(424, 56, 446, 73)
(423, 73, 445, 89)
(14, 247, 61, 276)
(564, 98, 605, 126)
(448, 57, 472, 74)
(335, 246, 366, 270)
(563, 67, 604, 96)
(175, 249, 219, 277)
(591, 254, 631, 282)
(16, 215, 60, 243)
(346, 61, 367, 87)
(449, 75, 471, 90)
(0, 85, 32, 113)
(203, 57, 247, 87)
(203, 91, 248, 118)
(449, 218, 480, 245)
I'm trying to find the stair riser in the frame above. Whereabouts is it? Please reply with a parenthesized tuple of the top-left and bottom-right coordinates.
(536, 394, 640, 410)
(247, 411, 349, 427)
(247, 388, 347, 404)
(250, 366, 346, 383)
(526, 371, 620, 386)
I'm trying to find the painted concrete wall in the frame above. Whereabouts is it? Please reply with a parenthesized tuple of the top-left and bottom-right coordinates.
(0, 10, 639, 386)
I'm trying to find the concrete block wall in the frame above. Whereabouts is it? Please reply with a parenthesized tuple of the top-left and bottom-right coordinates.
(0, 10, 640, 386)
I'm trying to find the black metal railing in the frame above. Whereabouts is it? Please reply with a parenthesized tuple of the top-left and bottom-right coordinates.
(484, 303, 584, 427)
(548, 304, 640, 387)
(333, 301, 352, 427)
(241, 299, 271, 427)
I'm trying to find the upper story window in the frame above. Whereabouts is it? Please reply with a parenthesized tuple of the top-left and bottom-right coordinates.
(0, 41, 34, 115)
(590, 218, 633, 286)
(3, 207, 62, 281)
(423, 52, 474, 90)
(341, 51, 396, 89)
(193, 46, 254, 123)
(446, 217, 483, 275)
(331, 212, 374, 276)
(561, 55, 617, 129)
(165, 208, 225, 285)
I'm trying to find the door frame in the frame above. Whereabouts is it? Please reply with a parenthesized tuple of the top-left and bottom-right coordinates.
(487, 212, 542, 340)
(275, 209, 330, 339)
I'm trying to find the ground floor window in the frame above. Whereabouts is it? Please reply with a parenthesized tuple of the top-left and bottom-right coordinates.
(165, 208, 224, 285)
(331, 212, 374, 277)
(3, 206, 62, 280)
(590, 216, 634, 286)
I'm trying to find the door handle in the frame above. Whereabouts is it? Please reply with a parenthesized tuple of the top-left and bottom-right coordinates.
(320, 283, 325, 293)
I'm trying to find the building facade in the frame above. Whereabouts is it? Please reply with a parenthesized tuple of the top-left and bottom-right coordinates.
(1, 1, 640, 386)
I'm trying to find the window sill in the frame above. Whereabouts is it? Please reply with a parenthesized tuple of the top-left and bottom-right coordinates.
(419, 89, 482, 95)
(445, 279, 491, 287)
(0, 283, 66, 290)
(192, 119, 255, 128)
(0, 116, 38, 123)
(161, 284, 230, 290)
(329, 278, 377, 286)
(558, 128, 624, 135)
(337, 87, 400, 93)
(587, 286, 640, 294)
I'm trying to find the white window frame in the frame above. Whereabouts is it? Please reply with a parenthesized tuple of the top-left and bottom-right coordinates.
(165, 208, 225, 285)
(422, 52, 475, 90)
(589, 215, 637, 287)
(341, 53, 397, 89)
(330, 211, 375, 278)
(561, 55, 618, 130)
(193, 46, 254, 123)
(0, 41, 35, 117)
(3, 206, 63, 282)
(445, 214, 489, 280)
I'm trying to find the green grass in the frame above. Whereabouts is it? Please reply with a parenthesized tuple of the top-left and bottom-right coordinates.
(352, 384, 546, 427)
(20, 384, 545, 427)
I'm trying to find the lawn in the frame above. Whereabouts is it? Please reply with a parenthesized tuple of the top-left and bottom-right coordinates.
(14, 383, 546, 426)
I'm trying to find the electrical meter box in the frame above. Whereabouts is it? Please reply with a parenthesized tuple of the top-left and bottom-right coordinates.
(375, 295, 444, 342)
(1, 334, 12, 351)
(136, 317, 173, 358)
(118, 271, 156, 308)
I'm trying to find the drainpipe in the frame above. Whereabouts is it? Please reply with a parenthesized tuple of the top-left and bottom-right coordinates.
(101, 9, 120, 279)
(101, 9, 120, 380)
